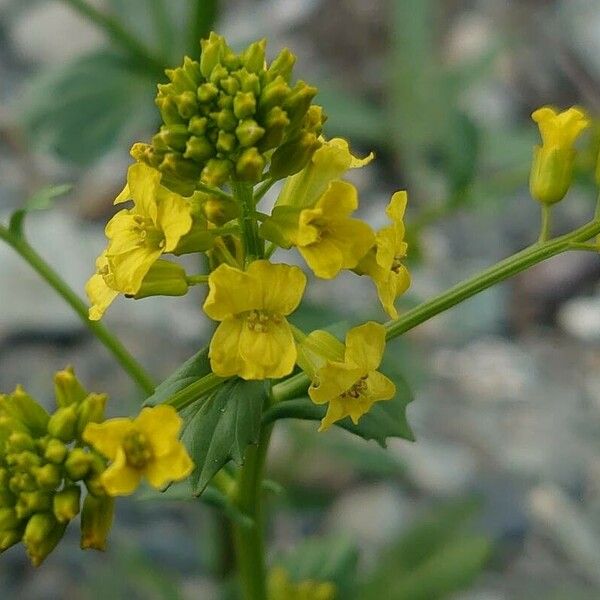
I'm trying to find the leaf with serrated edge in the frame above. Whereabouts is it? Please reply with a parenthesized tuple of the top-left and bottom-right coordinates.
(183, 378, 266, 495)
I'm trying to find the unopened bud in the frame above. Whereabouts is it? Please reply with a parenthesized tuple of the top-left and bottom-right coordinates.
(64, 448, 92, 481)
(23, 513, 65, 567)
(32, 464, 62, 491)
(270, 132, 321, 179)
(184, 135, 216, 163)
(233, 92, 257, 119)
(243, 38, 266, 73)
(174, 91, 198, 120)
(236, 147, 266, 182)
(0, 508, 20, 531)
(133, 260, 189, 299)
(47, 405, 78, 442)
(1, 386, 49, 435)
(202, 197, 239, 226)
(200, 32, 225, 78)
(53, 486, 81, 523)
(236, 119, 265, 147)
(81, 494, 115, 551)
(76, 393, 107, 434)
(156, 95, 185, 125)
(201, 159, 233, 186)
(259, 77, 290, 113)
(216, 131, 237, 154)
(0, 529, 21, 551)
(44, 438, 68, 464)
(54, 367, 87, 408)
(7, 451, 42, 470)
(7, 432, 34, 453)
(16, 491, 51, 519)
(265, 48, 296, 83)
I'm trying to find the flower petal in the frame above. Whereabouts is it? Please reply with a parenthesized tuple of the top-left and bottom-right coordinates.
(83, 419, 132, 460)
(309, 361, 363, 405)
(134, 406, 184, 457)
(238, 319, 296, 379)
(86, 272, 119, 321)
(299, 238, 345, 279)
(100, 447, 141, 496)
(107, 246, 163, 295)
(345, 322, 386, 372)
(145, 444, 194, 489)
(203, 265, 261, 320)
(249, 261, 306, 315)
(156, 192, 193, 252)
(127, 162, 161, 220)
(315, 180, 358, 218)
(209, 317, 245, 377)
(366, 370, 396, 402)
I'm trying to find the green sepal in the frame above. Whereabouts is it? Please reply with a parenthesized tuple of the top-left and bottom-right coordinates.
(259, 206, 301, 249)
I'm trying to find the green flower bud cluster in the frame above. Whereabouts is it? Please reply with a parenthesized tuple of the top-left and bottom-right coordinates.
(0, 368, 112, 566)
(132, 32, 326, 194)
(267, 567, 337, 600)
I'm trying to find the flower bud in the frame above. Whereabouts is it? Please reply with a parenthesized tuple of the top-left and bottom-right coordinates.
(47, 405, 78, 442)
(236, 147, 266, 182)
(7, 450, 42, 470)
(64, 448, 92, 481)
(53, 486, 81, 523)
(0, 508, 20, 531)
(23, 513, 65, 566)
(32, 464, 62, 491)
(265, 48, 296, 83)
(44, 438, 68, 464)
(236, 119, 265, 147)
(529, 106, 589, 204)
(184, 135, 215, 162)
(201, 158, 233, 186)
(16, 491, 52, 519)
(202, 196, 239, 226)
(6, 431, 34, 453)
(76, 393, 107, 434)
(132, 260, 189, 299)
(9, 472, 36, 494)
(0, 529, 21, 552)
(242, 38, 266, 73)
(80, 494, 115, 551)
(269, 132, 321, 179)
(200, 32, 225, 78)
(54, 367, 88, 408)
(0, 386, 49, 436)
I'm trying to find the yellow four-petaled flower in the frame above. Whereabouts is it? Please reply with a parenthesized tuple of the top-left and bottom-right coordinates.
(308, 322, 396, 431)
(83, 405, 193, 496)
(204, 260, 307, 380)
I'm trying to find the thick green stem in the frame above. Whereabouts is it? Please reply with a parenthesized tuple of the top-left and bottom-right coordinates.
(271, 217, 600, 403)
(233, 181, 264, 263)
(232, 424, 272, 600)
(61, 0, 166, 74)
(0, 225, 155, 395)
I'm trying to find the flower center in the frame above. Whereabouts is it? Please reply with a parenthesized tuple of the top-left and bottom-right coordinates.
(122, 431, 153, 469)
(132, 215, 166, 250)
(245, 309, 283, 333)
(391, 256, 404, 273)
(341, 375, 368, 399)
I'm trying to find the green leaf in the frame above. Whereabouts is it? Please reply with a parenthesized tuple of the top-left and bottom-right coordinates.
(277, 535, 359, 597)
(8, 184, 72, 236)
(144, 346, 211, 407)
(183, 378, 267, 495)
(20, 51, 156, 166)
(262, 371, 414, 447)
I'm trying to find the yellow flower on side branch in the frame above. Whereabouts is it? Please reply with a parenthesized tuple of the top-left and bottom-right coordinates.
(356, 191, 410, 319)
(530, 106, 589, 204)
(308, 322, 396, 431)
(203, 260, 306, 380)
(83, 405, 193, 497)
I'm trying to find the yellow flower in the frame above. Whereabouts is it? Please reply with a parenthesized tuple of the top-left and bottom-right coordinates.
(275, 137, 373, 209)
(104, 162, 193, 295)
(356, 191, 410, 319)
(203, 260, 306, 380)
(83, 405, 193, 497)
(308, 322, 395, 431)
(295, 181, 374, 279)
(530, 106, 589, 204)
(86, 252, 119, 321)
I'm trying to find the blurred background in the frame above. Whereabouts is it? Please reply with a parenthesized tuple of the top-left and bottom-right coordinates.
(2, 0, 600, 598)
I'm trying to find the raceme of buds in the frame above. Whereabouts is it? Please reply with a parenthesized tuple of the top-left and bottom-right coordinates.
(132, 32, 326, 193)
(0, 368, 112, 566)
(529, 106, 589, 204)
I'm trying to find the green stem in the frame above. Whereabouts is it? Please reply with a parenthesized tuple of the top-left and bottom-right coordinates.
(60, 0, 166, 75)
(233, 181, 263, 263)
(232, 424, 272, 600)
(384, 217, 600, 340)
(253, 178, 276, 204)
(186, 274, 209, 285)
(196, 182, 235, 203)
(0, 225, 155, 395)
(271, 217, 600, 403)
(538, 203, 553, 243)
